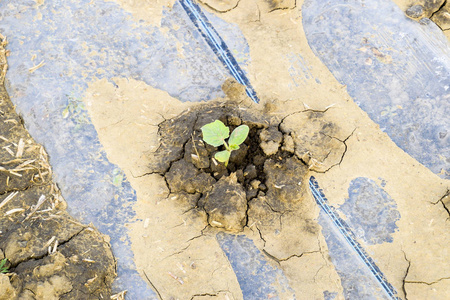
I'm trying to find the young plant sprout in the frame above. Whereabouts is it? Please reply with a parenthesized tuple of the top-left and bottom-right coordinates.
(201, 120, 249, 167)
(0, 258, 9, 274)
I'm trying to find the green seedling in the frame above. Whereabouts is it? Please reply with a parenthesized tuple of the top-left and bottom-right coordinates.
(201, 120, 249, 167)
(0, 258, 9, 274)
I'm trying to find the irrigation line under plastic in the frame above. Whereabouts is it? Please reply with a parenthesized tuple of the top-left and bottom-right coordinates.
(309, 176, 401, 300)
(180, 0, 259, 103)
(180, 1, 400, 298)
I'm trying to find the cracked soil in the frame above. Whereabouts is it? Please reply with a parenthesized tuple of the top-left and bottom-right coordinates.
(83, 73, 449, 299)
(7, 0, 444, 298)
(0, 84, 116, 299)
(79, 0, 450, 298)
(0, 0, 448, 299)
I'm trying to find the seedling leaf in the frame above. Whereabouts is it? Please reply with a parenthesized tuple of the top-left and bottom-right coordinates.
(229, 144, 239, 151)
(215, 150, 231, 164)
(201, 120, 250, 167)
(201, 120, 229, 147)
(228, 125, 249, 147)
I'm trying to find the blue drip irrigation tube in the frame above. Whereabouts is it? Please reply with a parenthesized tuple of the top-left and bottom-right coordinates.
(180, 1, 401, 298)
(180, 0, 260, 103)
(309, 176, 401, 300)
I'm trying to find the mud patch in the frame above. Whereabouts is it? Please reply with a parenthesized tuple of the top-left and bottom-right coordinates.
(0, 38, 116, 299)
(148, 97, 347, 233)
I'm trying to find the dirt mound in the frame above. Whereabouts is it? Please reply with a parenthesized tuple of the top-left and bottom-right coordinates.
(148, 98, 347, 233)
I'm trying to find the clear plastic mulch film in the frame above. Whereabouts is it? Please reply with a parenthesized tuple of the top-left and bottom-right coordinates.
(302, 0, 449, 179)
(0, 0, 448, 299)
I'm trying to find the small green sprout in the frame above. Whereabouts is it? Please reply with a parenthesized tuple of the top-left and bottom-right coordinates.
(201, 120, 249, 167)
(0, 258, 9, 274)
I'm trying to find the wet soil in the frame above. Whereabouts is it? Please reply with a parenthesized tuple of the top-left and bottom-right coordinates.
(0, 83, 116, 298)
(148, 92, 346, 233)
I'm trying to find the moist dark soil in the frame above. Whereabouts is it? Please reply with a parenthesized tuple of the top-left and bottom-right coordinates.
(148, 101, 312, 233)
(0, 84, 116, 299)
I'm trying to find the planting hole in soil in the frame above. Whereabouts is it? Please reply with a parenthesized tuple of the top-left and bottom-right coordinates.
(148, 96, 347, 233)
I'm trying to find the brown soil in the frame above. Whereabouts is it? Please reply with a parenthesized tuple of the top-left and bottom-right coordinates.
(83, 73, 450, 299)
(82, 1, 450, 298)
(0, 38, 116, 299)
(148, 91, 348, 234)
(0, 0, 448, 298)
(151, 102, 296, 232)
(395, 0, 450, 38)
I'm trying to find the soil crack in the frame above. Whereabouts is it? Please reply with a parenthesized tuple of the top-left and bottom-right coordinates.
(269, 0, 297, 13)
(164, 244, 191, 260)
(278, 107, 334, 131)
(405, 277, 450, 285)
(199, 0, 241, 13)
(59, 287, 75, 298)
(143, 270, 163, 300)
(336, 127, 356, 166)
(402, 251, 411, 300)
(255, 225, 266, 246)
(430, 0, 447, 19)
(262, 249, 319, 264)
(316, 127, 356, 173)
(9, 226, 86, 269)
(432, 189, 450, 220)
(189, 290, 231, 300)
(185, 225, 209, 243)
(51, 226, 87, 249)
